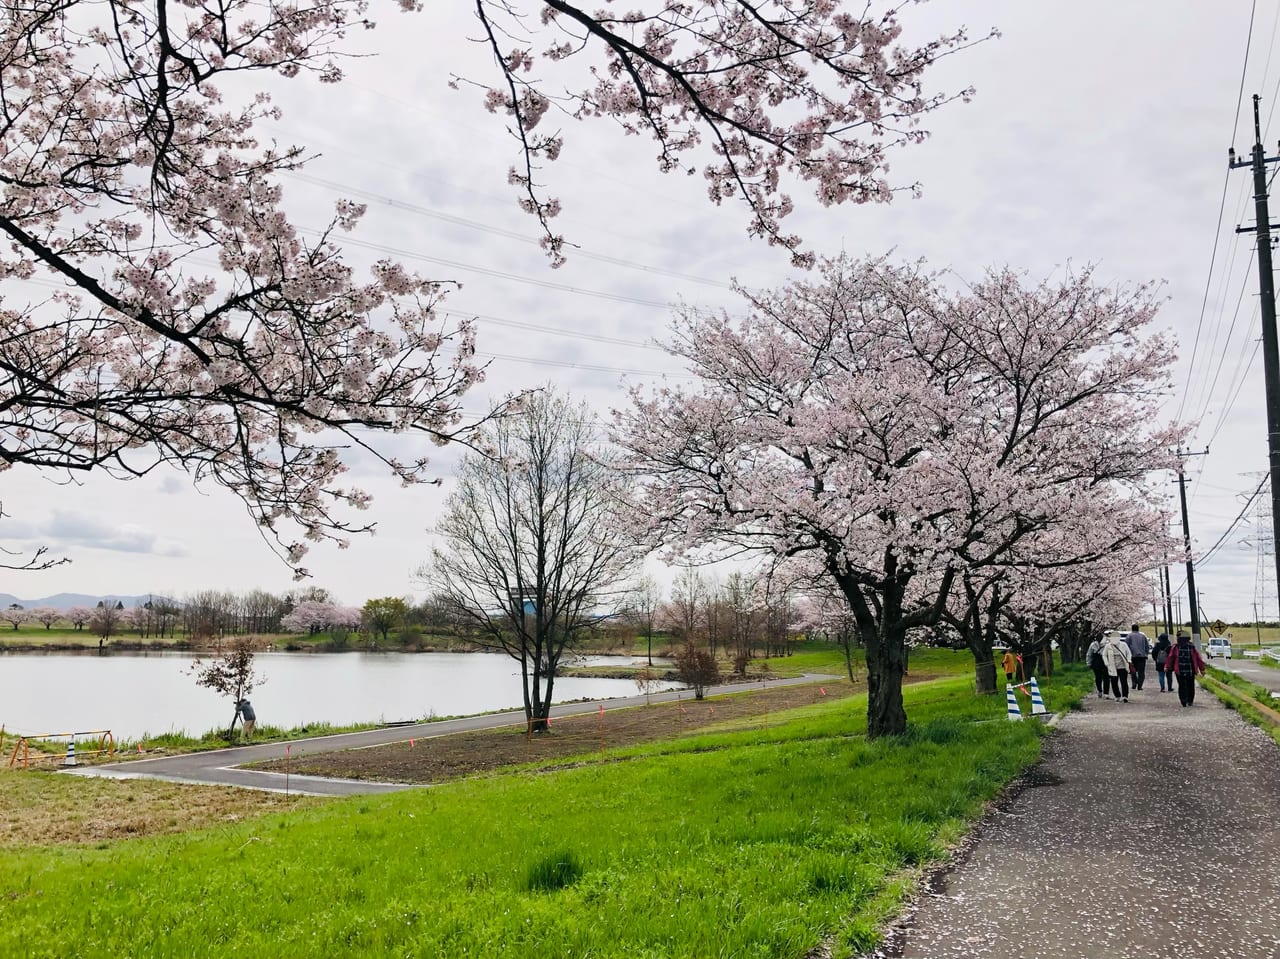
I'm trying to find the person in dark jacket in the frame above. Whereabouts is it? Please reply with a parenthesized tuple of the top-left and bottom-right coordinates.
(235, 698, 256, 742)
(1125, 624, 1150, 690)
(1170, 633, 1206, 707)
(1152, 633, 1173, 692)
(1086, 634, 1108, 699)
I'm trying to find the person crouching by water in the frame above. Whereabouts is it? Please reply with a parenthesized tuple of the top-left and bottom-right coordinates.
(1087, 633, 1109, 699)
(1171, 632, 1207, 708)
(1152, 632, 1173, 692)
(1101, 631, 1133, 702)
(235, 698, 256, 743)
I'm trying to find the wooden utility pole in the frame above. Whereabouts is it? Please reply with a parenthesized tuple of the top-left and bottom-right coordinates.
(1230, 93, 1280, 621)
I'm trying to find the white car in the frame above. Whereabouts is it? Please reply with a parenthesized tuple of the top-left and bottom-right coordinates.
(1206, 637, 1232, 659)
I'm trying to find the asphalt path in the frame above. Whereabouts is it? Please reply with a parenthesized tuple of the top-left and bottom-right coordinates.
(1213, 654, 1280, 692)
(66, 673, 831, 796)
(885, 679, 1280, 959)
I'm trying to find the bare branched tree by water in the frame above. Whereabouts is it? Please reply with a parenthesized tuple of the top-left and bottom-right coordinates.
(189, 636, 263, 740)
(421, 391, 637, 732)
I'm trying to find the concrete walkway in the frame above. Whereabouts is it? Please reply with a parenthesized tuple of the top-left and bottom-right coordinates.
(886, 679, 1280, 959)
(67, 673, 830, 796)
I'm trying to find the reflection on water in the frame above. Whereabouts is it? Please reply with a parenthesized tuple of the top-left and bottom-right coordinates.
(4, 650, 675, 741)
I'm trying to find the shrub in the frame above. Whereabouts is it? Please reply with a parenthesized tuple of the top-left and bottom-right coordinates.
(675, 642, 721, 700)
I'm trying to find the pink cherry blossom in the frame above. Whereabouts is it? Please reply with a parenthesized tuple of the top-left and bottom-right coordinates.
(614, 256, 1186, 737)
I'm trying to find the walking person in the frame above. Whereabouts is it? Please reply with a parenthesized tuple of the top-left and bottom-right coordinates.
(1125, 623, 1150, 691)
(1002, 649, 1018, 684)
(1171, 632, 1206, 707)
(1101, 630, 1133, 702)
(1087, 633, 1108, 699)
(1152, 632, 1173, 692)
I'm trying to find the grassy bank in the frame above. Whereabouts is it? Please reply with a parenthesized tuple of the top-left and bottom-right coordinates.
(1203, 667, 1280, 745)
(0, 674, 1078, 959)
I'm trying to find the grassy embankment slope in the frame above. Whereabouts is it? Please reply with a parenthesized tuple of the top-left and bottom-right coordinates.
(0, 651, 1083, 959)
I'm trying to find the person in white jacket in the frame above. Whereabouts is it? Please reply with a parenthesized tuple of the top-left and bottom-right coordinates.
(1101, 631, 1134, 702)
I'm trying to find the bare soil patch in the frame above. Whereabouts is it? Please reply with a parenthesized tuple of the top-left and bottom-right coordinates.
(256, 680, 859, 784)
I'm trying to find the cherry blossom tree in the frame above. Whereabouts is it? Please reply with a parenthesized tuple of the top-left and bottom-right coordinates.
(615, 256, 1183, 737)
(89, 603, 125, 640)
(0, 0, 488, 577)
(944, 491, 1176, 693)
(2, 0, 990, 574)
(469, 1, 994, 264)
(67, 606, 93, 631)
(280, 601, 361, 636)
(31, 606, 59, 630)
(1, 606, 29, 630)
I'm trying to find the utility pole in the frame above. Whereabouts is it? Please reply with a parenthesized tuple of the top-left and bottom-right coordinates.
(1163, 565, 1174, 637)
(1230, 93, 1280, 622)
(1177, 452, 1204, 648)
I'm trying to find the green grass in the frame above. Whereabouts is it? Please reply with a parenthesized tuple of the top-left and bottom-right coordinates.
(1203, 667, 1280, 746)
(0, 676, 1069, 959)
(757, 643, 973, 679)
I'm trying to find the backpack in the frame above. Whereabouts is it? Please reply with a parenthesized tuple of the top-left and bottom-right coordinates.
(1088, 645, 1103, 670)
(1175, 644, 1195, 676)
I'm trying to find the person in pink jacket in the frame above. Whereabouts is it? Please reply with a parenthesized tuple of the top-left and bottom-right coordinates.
(1169, 632, 1207, 708)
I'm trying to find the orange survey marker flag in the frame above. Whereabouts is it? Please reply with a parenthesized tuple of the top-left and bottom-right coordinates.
(820, 687, 827, 696)
(409, 738, 415, 748)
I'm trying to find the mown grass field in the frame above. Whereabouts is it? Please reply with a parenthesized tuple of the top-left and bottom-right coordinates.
(0, 667, 1082, 959)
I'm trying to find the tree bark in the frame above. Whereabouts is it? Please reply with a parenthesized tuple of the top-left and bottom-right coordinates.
(971, 636, 998, 695)
(866, 633, 907, 737)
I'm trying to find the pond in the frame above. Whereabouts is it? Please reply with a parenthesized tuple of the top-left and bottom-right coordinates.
(1, 650, 678, 742)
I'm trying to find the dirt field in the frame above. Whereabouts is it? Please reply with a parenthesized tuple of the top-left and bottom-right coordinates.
(255, 680, 859, 784)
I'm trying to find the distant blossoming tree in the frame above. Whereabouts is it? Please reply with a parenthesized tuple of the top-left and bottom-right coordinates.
(615, 257, 1184, 737)
(31, 607, 60, 630)
(280, 601, 362, 637)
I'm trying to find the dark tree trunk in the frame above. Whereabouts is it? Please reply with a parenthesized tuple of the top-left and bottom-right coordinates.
(971, 635, 998, 695)
(866, 632, 907, 737)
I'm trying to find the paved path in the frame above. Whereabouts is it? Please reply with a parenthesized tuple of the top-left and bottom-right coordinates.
(68, 674, 830, 796)
(1215, 655, 1280, 692)
(888, 680, 1280, 959)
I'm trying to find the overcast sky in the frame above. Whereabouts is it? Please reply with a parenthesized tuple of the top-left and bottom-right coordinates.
(4, 1, 1277, 621)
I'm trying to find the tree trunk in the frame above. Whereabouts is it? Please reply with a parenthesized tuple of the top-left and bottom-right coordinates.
(970, 634, 998, 695)
(866, 641, 907, 737)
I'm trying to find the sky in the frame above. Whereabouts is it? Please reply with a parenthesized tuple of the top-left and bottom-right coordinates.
(2, 1, 1277, 621)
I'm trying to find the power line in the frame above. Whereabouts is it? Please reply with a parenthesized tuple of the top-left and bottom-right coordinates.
(1199, 474, 1269, 568)
(1180, 2, 1260, 423)
(283, 171, 737, 292)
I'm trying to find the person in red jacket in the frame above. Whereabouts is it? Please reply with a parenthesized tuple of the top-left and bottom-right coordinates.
(1170, 632, 1206, 708)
